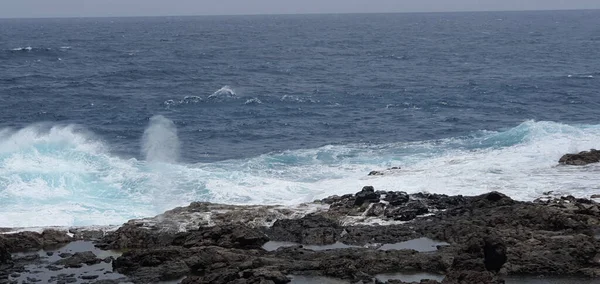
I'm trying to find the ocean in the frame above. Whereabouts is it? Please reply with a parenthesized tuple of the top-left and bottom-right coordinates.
(1, 10, 600, 227)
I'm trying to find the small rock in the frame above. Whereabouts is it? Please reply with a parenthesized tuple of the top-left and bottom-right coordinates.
(362, 186, 375, 192)
(355, 186, 380, 206)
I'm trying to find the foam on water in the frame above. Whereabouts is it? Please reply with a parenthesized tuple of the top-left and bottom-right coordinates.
(1, 120, 600, 227)
(10, 46, 33, 51)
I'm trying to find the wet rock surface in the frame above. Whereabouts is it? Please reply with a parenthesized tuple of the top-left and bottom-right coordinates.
(368, 167, 402, 176)
(559, 149, 600, 165)
(3, 188, 600, 284)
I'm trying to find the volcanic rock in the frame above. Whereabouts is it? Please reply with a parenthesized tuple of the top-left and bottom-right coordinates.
(0, 229, 71, 252)
(172, 224, 268, 249)
(267, 214, 341, 245)
(559, 149, 600, 165)
(56, 251, 101, 268)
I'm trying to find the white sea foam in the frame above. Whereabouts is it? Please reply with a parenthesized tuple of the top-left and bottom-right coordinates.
(280, 95, 319, 103)
(1, 120, 600, 228)
(244, 98, 263, 105)
(11, 46, 32, 51)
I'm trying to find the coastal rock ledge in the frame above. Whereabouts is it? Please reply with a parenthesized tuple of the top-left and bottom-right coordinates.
(2, 188, 600, 284)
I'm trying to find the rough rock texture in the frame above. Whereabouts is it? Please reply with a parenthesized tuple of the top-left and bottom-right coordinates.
(97, 202, 325, 249)
(173, 224, 269, 249)
(55, 251, 102, 268)
(559, 149, 600, 165)
(112, 244, 448, 283)
(0, 229, 71, 252)
(415, 192, 600, 277)
(97, 220, 179, 249)
(5, 187, 600, 284)
(266, 214, 341, 245)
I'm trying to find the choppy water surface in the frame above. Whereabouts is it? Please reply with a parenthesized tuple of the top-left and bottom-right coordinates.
(1, 11, 600, 227)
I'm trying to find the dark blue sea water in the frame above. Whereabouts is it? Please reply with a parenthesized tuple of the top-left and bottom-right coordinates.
(1, 10, 600, 227)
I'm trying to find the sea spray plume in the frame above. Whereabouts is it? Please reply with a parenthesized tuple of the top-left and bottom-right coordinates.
(142, 115, 180, 163)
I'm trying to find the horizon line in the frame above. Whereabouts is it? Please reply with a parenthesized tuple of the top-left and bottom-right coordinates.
(0, 7, 598, 20)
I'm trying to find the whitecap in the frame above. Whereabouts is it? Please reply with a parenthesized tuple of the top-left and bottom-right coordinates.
(208, 85, 237, 99)
(280, 95, 319, 103)
(244, 98, 262, 105)
(181, 95, 202, 104)
(163, 96, 203, 108)
(11, 46, 32, 51)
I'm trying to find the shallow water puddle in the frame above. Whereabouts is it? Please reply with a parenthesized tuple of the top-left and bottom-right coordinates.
(375, 272, 445, 282)
(262, 241, 359, 251)
(378, 237, 450, 252)
(263, 237, 448, 252)
(289, 275, 351, 284)
(10, 241, 128, 284)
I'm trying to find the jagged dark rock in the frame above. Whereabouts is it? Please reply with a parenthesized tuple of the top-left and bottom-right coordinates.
(55, 251, 101, 268)
(96, 221, 177, 249)
(266, 214, 341, 245)
(385, 201, 429, 221)
(0, 229, 71, 253)
(4, 187, 600, 284)
(172, 224, 268, 249)
(383, 191, 410, 206)
(559, 149, 600, 165)
(355, 186, 381, 206)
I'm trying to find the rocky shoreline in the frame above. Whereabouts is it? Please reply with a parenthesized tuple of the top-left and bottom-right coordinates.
(1, 184, 600, 284)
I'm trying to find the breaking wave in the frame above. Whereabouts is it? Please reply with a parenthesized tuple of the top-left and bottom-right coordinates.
(208, 85, 237, 100)
(1, 120, 600, 227)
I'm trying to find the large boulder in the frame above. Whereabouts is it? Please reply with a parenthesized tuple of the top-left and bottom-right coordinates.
(559, 149, 600, 165)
